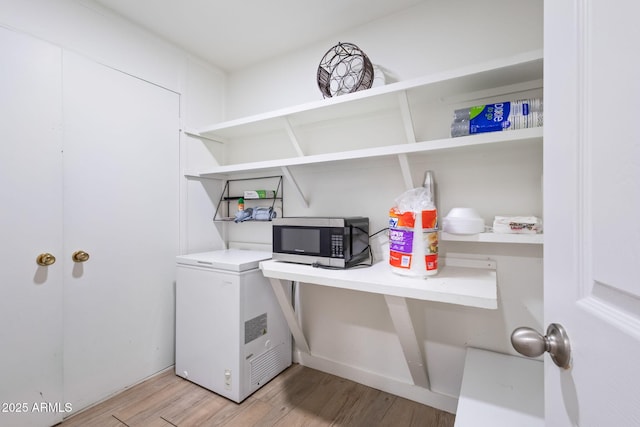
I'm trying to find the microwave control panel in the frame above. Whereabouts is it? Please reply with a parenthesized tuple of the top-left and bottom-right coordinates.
(330, 233, 344, 257)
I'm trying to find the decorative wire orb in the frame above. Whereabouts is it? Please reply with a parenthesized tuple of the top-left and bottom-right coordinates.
(317, 42, 374, 98)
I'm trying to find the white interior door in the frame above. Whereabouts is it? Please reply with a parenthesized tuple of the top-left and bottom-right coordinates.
(62, 52, 180, 412)
(0, 28, 65, 427)
(544, 0, 640, 424)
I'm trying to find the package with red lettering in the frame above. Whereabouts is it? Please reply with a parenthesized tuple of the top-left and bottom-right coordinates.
(388, 186, 438, 278)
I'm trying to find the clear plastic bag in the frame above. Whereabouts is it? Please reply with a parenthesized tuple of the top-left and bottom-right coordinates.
(388, 187, 438, 277)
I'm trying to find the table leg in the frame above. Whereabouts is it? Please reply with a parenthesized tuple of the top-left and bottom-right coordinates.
(268, 277, 311, 354)
(384, 295, 430, 389)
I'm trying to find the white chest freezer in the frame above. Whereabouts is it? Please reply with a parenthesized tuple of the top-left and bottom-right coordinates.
(175, 249, 291, 403)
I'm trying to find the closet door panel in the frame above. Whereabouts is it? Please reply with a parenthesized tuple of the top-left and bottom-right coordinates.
(0, 27, 64, 427)
(61, 52, 179, 412)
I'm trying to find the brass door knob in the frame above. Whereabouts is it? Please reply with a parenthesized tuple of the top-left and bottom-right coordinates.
(36, 253, 56, 266)
(72, 250, 90, 263)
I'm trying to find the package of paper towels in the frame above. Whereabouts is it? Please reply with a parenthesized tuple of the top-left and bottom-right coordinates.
(493, 216, 542, 234)
(388, 187, 438, 277)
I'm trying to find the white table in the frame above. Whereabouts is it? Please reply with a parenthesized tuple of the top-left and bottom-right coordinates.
(259, 257, 497, 389)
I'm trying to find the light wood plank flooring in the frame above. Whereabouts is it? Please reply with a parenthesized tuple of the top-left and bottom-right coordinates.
(57, 364, 455, 427)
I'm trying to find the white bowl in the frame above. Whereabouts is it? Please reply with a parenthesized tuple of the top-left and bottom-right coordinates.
(443, 208, 485, 234)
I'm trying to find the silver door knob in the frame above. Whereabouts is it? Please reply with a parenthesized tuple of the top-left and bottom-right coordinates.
(511, 323, 571, 369)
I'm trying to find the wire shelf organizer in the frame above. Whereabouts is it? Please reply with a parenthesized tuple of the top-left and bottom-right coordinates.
(213, 175, 283, 222)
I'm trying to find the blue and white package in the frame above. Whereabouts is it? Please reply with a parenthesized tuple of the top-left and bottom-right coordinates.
(450, 98, 543, 137)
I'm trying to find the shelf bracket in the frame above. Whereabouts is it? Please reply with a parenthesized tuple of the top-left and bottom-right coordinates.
(440, 78, 544, 105)
(397, 153, 414, 190)
(183, 129, 225, 144)
(384, 295, 430, 389)
(268, 278, 311, 354)
(282, 117, 305, 157)
(398, 91, 417, 144)
(184, 174, 224, 181)
(281, 166, 309, 208)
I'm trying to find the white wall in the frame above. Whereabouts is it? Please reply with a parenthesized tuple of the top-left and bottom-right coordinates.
(0, 0, 228, 254)
(226, 0, 543, 118)
(219, 0, 544, 411)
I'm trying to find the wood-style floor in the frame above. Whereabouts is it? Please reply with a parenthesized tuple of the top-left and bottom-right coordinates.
(57, 364, 455, 427)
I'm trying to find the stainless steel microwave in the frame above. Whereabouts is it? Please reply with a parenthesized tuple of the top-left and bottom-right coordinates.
(272, 217, 369, 268)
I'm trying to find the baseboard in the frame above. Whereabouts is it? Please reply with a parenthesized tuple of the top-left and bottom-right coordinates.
(294, 350, 458, 414)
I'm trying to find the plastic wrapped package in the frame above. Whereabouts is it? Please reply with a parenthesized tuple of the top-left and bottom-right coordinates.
(492, 216, 542, 234)
(388, 187, 438, 277)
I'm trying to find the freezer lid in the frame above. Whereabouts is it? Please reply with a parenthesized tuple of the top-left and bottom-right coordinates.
(176, 249, 272, 272)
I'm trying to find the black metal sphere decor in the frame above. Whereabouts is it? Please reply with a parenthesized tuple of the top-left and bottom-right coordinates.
(317, 42, 374, 98)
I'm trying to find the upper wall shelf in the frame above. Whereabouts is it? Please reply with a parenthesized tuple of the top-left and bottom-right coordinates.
(194, 49, 543, 143)
(197, 127, 543, 178)
(188, 49, 543, 196)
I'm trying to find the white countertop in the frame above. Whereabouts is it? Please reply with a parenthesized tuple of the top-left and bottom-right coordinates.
(259, 258, 497, 309)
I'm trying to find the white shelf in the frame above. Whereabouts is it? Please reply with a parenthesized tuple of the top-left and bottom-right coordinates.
(189, 49, 543, 179)
(441, 231, 544, 245)
(197, 127, 543, 178)
(259, 258, 497, 309)
(455, 348, 543, 427)
(196, 50, 543, 142)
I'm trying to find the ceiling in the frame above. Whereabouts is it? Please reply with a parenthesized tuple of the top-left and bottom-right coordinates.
(90, 0, 426, 72)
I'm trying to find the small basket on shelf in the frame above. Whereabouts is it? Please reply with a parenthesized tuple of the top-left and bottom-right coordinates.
(316, 42, 374, 98)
